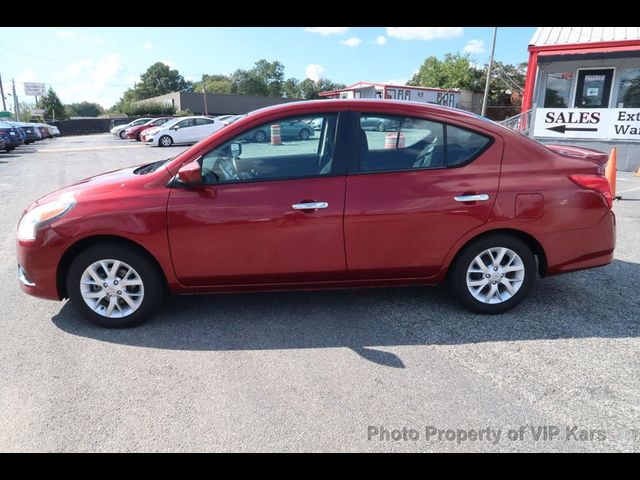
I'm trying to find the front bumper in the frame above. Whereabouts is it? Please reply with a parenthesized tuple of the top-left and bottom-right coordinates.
(16, 224, 69, 300)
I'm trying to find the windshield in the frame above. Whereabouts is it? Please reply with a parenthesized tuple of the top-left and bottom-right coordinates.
(160, 117, 185, 129)
(130, 118, 151, 127)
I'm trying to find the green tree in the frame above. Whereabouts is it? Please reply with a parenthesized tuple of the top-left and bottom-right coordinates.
(135, 62, 193, 99)
(408, 53, 484, 91)
(193, 74, 233, 94)
(229, 68, 268, 96)
(66, 101, 105, 117)
(282, 78, 301, 98)
(228, 60, 285, 97)
(14, 101, 36, 121)
(299, 78, 318, 99)
(253, 59, 285, 97)
(39, 87, 68, 120)
(623, 76, 640, 107)
(298, 78, 346, 100)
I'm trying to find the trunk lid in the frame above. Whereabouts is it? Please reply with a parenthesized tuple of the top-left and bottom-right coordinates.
(545, 144, 609, 167)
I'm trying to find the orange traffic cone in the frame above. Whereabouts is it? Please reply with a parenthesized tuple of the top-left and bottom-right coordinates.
(634, 163, 640, 177)
(605, 146, 617, 199)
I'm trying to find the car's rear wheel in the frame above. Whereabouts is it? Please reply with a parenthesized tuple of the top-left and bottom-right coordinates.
(159, 135, 173, 147)
(66, 243, 165, 328)
(448, 234, 537, 314)
(377, 122, 386, 132)
(136, 132, 142, 141)
(119, 130, 127, 139)
(299, 128, 311, 140)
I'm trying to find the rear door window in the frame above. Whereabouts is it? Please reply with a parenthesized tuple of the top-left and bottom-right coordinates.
(356, 113, 492, 173)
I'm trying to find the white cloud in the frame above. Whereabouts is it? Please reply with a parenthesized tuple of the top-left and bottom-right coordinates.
(143, 42, 153, 49)
(305, 27, 348, 36)
(385, 27, 463, 41)
(464, 39, 485, 54)
(55, 30, 104, 46)
(305, 64, 324, 82)
(340, 37, 362, 47)
(376, 35, 387, 45)
(54, 53, 124, 108)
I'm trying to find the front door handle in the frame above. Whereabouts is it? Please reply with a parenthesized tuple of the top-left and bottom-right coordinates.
(292, 202, 329, 210)
(454, 194, 490, 202)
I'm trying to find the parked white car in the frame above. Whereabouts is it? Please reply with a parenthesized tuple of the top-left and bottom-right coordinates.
(144, 116, 225, 147)
(110, 118, 152, 139)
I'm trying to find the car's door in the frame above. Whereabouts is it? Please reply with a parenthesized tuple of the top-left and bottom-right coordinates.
(172, 118, 196, 143)
(344, 112, 503, 279)
(192, 118, 220, 142)
(167, 112, 349, 286)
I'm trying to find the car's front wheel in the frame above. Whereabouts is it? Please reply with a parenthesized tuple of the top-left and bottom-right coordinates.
(253, 130, 267, 143)
(119, 130, 127, 139)
(448, 234, 537, 314)
(158, 135, 173, 147)
(66, 243, 165, 328)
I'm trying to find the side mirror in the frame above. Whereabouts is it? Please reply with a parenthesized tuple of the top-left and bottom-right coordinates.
(172, 126, 180, 130)
(177, 161, 202, 185)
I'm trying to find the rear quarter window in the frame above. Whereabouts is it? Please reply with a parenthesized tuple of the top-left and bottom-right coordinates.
(446, 125, 492, 167)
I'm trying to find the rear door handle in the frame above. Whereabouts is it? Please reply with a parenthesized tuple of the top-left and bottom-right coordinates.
(292, 202, 329, 210)
(454, 194, 490, 202)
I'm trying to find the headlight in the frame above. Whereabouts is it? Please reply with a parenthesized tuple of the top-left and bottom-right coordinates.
(17, 195, 76, 241)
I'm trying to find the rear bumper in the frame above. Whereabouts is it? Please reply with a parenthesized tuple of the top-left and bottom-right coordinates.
(3, 139, 24, 148)
(542, 210, 616, 275)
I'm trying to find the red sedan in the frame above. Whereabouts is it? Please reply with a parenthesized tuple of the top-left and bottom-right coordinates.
(125, 117, 172, 141)
(16, 99, 615, 327)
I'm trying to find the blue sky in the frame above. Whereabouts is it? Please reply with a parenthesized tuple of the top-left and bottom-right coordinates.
(0, 27, 536, 109)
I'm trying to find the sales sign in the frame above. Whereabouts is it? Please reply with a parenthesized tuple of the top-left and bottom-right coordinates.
(24, 82, 46, 96)
(533, 108, 640, 140)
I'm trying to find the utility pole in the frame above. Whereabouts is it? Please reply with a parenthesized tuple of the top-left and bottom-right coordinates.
(0, 71, 6, 111)
(11, 78, 20, 121)
(481, 27, 498, 117)
(202, 74, 208, 115)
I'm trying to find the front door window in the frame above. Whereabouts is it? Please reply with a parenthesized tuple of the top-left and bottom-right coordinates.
(575, 69, 614, 108)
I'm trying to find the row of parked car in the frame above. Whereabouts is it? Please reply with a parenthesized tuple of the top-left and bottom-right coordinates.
(0, 121, 60, 152)
(110, 114, 319, 147)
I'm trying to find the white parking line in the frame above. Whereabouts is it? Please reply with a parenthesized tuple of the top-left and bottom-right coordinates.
(38, 145, 146, 153)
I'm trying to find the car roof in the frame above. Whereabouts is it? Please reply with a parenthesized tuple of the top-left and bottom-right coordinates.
(237, 98, 505, 135)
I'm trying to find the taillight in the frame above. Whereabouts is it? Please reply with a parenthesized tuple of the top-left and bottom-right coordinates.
(568, 174, 612, 208)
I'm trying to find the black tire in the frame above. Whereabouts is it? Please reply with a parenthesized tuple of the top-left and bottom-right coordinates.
(66, 243, 165, 328)
(448, 234, 537, 314)
(377, 122, 386, 132)
(253, 130, 267, 143)
(299, 128, 311, 140)
(158, 135, 173, 147)
(119, 130, 127, 139)
(136, 132, 142, 142)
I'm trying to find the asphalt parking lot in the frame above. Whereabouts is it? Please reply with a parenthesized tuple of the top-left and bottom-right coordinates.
(1, 134, 639, 452)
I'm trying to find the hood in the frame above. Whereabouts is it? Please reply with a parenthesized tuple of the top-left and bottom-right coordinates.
(35, 165, 139, 206)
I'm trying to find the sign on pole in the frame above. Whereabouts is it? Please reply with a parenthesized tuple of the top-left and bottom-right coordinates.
(533, 108, 640, 140)
(24, 82, 46, 96)
(0, 111, 12, 118)
(32, 108, 45, 116)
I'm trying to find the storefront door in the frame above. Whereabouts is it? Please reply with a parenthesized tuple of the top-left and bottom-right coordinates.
(574, 69, 614, 108)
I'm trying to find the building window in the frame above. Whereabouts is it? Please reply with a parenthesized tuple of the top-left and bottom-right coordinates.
(544, 72, 572, 108)
(616, 68, 640, 108)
